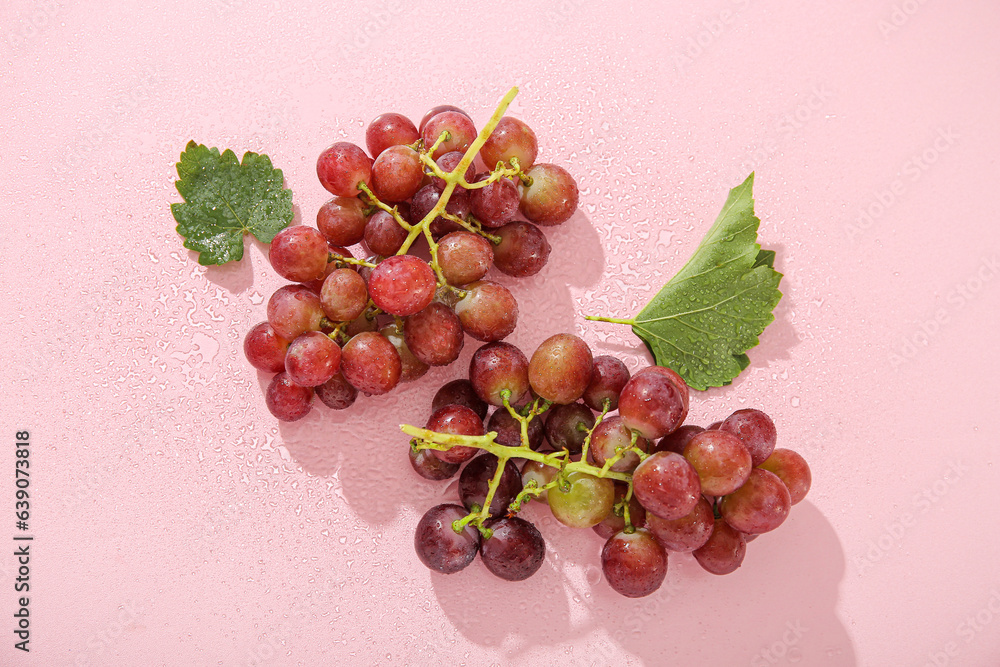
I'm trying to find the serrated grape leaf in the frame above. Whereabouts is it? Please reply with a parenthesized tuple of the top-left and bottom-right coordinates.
(630, 173, 782, 390)
(171, 141, 294, 266)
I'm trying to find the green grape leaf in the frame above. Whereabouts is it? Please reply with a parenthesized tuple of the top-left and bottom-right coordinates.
(171, 141, 294, 266)
(627, 173, 782, 390)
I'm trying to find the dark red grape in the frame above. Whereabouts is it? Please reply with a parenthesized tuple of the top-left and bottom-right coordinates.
(719, 408, 777, 466)
(265, 372, 313, 422)
(432, 379, 488, 420)
(758, 449, 811, 505)
(519, 163, 578, 225)
(618, 367, 689, 440)
(339, 331, 401, 396)
(431, 150, 476, 191)
(414, 504, 480, 574)
(582, 355, 630, 412)
(427, 404, 485, 464)
(367, 255, 436, 317)
(528, 333, 593, 405)
(589, 416, 649, 473)
(403, 302, 464, 367)
(601, 529, 667, 598)
(470, 174, 519, 228)
(469, 341, 530, 407)
(315, 371, 358, 410)
(488, 408, 545, 451)
(437, 231, 493, 286)
(692, 518, 746, 575)
(320, 268, 368, 322)
(682, 430, 753, 497)
(371, 144, 423, 203)
(410, 184, 470, 239)
(543, 403, 595, 454)
(366, 112, 419, 160)
(244, 322, 289, 373)
(267, 284, 324, 341)
(317, 197, 367, 246)
(285, 331, 341, 387)
(645, 495, 714, 552)
(719, 468, 791, 534)
(655, 424, 705, 455)
(480, 516, 545, 582)
(419, 105, 471, 133)
(492, 221, 551, 277)
(480, 116, 538, 171)
(379, 323, 428, 383)
(409, 447, 460, 481)
(363, 210, 409, 256)
(459, 455, 523, 518)
(454, 281, 518, 342)
(594, 483, 647, 540)
(269, 225, 330, 283)
(632, 451, 701, 520)
(317, 142, 372, 198)
(421, 111, 477, 159)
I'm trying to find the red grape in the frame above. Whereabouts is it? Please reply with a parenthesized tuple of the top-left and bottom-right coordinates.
(469, 341, 530, 407)
(244, 322, 289, 373)
(519, 163, 578, 225)
(427, 404, 485, 464)
(645, 495, 714, 552)
(367, 255, 436, 317)
(403, 302, 464, 367)
(414, 504, 480, 574)
(632, 451, 701, 520)
(601, 529, 667, 598)
(758, 449, 811, 505)
(682, 430, 753, 496)
(285, 331, 341, 387)
(371, 144, 423, 203)
(366, 112, 419, 160)
(317, 142, 372, 197)
(437, 231, 493, 285)
(528, 333, 593, 405)
(720, 408, 777, 466)
(265, 372, 313, 422)
(719, 468, 791, 534)
(480, 116, 538, 171)
(480, 516, 545, 582)
(317, 197, 367, 246)
(454, 281, 518, 341)
(421, 111, 477, 159)
(492, 221, 551, 277)
(339, 331, 401, 396)
(320, 268, 368, 322)
(692, 518, 746, 575)
(269, 225, 329, 283)
(267, 285, 324, 341)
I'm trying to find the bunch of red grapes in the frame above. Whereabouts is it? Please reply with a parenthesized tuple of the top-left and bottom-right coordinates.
(407, 334, 812, 598)
(242, 100, 579, 421)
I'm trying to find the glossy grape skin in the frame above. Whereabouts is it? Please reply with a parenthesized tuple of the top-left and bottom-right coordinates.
(363, 210, 409, 256)
(706, 421, 723, 430)
(409, 447, 459, 481)
(645, 495, 714, 552)
(403, 302, 464, 367)
(618, 367, 689, 440)
(409, 184, 470, 239)
(419, 105, 471, 132)
(344, 311, 379, 338)
(632, 451, 701, 520)
(379, 323, 428, 383)
(594, 483, 647, 540)
(267, 285, 324, 341)
(470, 174, 519, 228)
(468, 341, 530, 407)
(480, 116, 538, 171)
(432, 379, 488, 420)
(426, 404, 485, 464)
(365, 112, 419, 160)
(655, 424, 705, 455)
(455, 281, 518, 342)
(459, 455, 523, 518)
(269, 225, 330, 283)
(431, 151, 476, 191)
(548, 471, 614, 528)
(601, 529, 667, 598)
(589, 416, 649, 473)
(720, 468, 791, 534)
(480, 516, 545, 582)
(582, 355, 630, 412)
(519, 163, 578, 225)
(317, 142, 373, 197)
(720, 408, 777, 466)
(371, 144, 423, 203)
(682, 430, 753, 497)
(339, 331, 401, 396)
(414, 504, 480, 574)
(320, 268, 368, 322)
(492, 221, 550, 277)
(543, 403, 595, 454)
(421, 111, 477, 159)
(528, 334, 594, 405)
(488, 408, 545, 450)
(692, 518, 747, 575)
(314, 371, 358, 410)
(437, 231, 493, 285)
(300, 243, 355, 294)
(520, 460, 558, 504)
(317, 197, 367, 246)
(367, 255, 436, 317)
(284, 331, 341, 387)
(244, 322, 290, 373)
(265, 372, 313, 422)
(759, 449, 812, 505)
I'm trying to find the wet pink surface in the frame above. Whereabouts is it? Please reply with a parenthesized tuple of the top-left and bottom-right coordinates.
(1, 2, 999, 665)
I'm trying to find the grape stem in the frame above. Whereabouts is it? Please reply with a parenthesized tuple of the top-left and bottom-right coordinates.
(584, 315, 636, 326)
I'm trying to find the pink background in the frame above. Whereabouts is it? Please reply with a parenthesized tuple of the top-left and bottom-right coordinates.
(1, 1, 998, 665)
